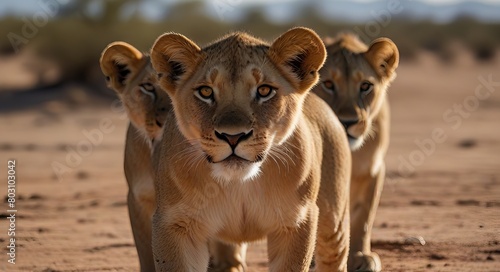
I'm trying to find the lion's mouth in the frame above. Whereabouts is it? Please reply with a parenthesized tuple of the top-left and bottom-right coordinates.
(207, 154, 249, 164)
(207, 153, 265, 164)
(221, 154, 249, 163)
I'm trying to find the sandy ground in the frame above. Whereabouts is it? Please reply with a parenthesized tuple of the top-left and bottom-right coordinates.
(0, 53, 499, 272)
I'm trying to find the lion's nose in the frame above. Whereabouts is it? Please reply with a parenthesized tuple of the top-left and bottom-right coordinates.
(340, 119, 358, 130)
(215, 130, 253, 149)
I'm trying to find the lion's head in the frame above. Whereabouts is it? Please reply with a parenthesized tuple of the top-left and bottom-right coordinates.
(151, 28, 326, 183)
(314, 34, 399, 150)
(100, 42, 170, 143)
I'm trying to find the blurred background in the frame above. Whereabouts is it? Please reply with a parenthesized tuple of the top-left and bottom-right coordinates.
(1, 0, 499, 93)
(0, 0, 499, 271)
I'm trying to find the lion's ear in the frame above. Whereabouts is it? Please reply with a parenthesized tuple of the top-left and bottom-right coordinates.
(100, 42, 145, 93)
(150, 33, 202, 95)
(364, 38, 399, 79)
(268, 27, 326, 92)
(322, 36, 335, 46)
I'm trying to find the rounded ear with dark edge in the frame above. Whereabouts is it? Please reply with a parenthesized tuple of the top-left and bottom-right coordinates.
(268, 27, 327, 92)
(99, 42, 145, 93)
(364, 38, 399, 79)
(150, 33, 202, 94)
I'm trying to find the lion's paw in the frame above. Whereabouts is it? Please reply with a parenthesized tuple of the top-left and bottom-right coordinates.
(349, 251, 381, 272)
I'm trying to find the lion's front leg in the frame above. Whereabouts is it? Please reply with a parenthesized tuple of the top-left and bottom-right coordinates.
(267, 205, 318, 272)
(152, 209, 210, 272)
(315, 199, 350, 272)
(127, 191, 156, 272)
(348, 164, 385, 272)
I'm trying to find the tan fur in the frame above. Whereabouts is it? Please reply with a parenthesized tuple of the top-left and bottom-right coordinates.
(100, 41, 171, 272)
(149, 27, 351, 272)
(313, 33, 399, 272)
(101, 42, 249, 272)
(100, 42, 170, 144)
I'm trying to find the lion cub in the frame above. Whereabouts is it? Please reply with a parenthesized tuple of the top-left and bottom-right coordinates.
(313, 34, 399, 271)
(100, 41, 171, 271)
(149, 28, 351, 271)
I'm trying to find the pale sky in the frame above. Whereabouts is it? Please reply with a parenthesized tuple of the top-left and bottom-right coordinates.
(352, 0, 500, 3)
(1, 0, 499, 18)
(357, 0, 500, 2)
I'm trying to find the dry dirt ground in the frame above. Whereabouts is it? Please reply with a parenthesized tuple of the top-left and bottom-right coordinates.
(0, 53, 499, 271)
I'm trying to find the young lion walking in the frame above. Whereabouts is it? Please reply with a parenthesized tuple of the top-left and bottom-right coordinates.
(149, 28, 352, 271)
(313, 33, 400, 271)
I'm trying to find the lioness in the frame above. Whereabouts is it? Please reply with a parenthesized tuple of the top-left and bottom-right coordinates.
(100, 41, 170, 271)
(100, 42, 247, 272)
(313, 34, 399, 271)
(149, 28, 351, 271)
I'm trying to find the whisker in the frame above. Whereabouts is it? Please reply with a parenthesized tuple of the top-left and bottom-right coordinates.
(269, 147, 289, 171)
(193, 153, 206, 173)
(179, 148, 198, 171)
(281, 146, 297, 166)
(186, 150, 206, 173)
(170, 137, 204, 149)
(267, 150, 281, 174)
(270, 145, 295, 170)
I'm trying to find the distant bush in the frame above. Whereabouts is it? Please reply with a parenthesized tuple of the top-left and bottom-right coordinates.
(472, 43, 496, 62)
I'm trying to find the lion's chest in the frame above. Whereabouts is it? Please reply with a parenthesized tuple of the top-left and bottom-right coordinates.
(209, 181, 306, 243)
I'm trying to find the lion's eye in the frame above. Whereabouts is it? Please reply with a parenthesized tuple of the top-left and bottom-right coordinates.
(199, 86, 213, 98)
(194, 86, 214, 104)
(142, 83, 155, 92)
(256, 85, 276, 102)
(139, 83, 156, 101)
(258, 85, 272, 97)
(322, 80, 336, 93)
(360, 81, 373, 94)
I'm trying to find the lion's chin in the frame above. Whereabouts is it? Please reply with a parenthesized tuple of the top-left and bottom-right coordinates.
(210, 157, 262, 184)
(348, 135, 364, 151)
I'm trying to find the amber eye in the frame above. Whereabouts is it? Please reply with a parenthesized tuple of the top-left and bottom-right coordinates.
(256, 84, 276, 102)
(321, 80, 336, 94)
(258, 85, 272, 97)
(198, 86, 213, 99)
(360, 81, 373, 94)
(194, 86, 214, 104)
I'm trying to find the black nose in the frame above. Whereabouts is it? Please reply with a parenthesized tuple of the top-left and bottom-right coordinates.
(215, 130, 253, 149)
(340, 119, 358, 130)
